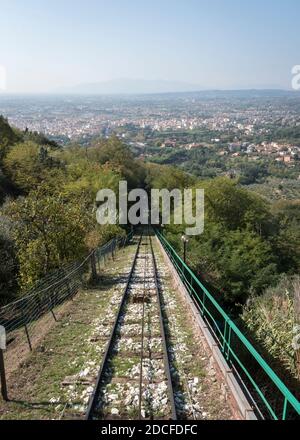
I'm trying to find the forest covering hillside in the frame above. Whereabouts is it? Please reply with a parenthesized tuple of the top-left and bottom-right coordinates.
(0, 118, 145, 302)
(0, 116, 299, 379)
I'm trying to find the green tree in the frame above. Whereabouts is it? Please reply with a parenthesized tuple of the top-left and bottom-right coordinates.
(271, 200, 300, 272)
(0, 115, 21, 162)
(4, 189, 97, 289)
(89, 136, 146, 188)
(0, 217, 18, 304)
(163, 177, 279, 306)
(3, 141, 61, 192)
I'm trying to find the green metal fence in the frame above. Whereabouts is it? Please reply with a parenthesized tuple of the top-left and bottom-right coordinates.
(156, 229, 300, 420)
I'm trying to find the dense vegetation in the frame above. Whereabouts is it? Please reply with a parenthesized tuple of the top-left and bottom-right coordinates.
(242, 275, 300, 379)
(150, 177, 299, 307)
(0, 117, 144, 303)
(1, 116, 299, 379)
(138, 143, 300, 182)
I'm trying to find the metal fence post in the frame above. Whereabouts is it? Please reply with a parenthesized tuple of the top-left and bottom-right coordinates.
(222, 321, 228, 353)
(49, 294, 57, 322)
(97, 250, 101, 273)
(111, 240, 115, 261)
(22, 309, 32, 351)
(91, 251, 97, 279)
(282, 397, 289, 420)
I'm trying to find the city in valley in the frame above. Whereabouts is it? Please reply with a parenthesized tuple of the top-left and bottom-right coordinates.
(1, 90, 300, 200)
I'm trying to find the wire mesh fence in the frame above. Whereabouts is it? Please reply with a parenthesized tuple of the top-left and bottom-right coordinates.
(0, 231, 133, 399)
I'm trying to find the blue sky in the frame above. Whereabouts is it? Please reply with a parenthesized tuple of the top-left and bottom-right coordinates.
(0, 0, 299, 92)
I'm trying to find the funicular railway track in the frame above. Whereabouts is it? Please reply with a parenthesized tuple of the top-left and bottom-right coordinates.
(86, 231, 177, 420)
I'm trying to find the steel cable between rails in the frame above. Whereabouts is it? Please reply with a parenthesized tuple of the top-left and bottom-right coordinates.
(138, 236, 148, 419)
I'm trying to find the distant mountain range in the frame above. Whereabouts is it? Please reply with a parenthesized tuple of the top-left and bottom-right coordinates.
(0, 79, 295, 97)
(60, 78, 204, 95)
(53, 78, 296, 96)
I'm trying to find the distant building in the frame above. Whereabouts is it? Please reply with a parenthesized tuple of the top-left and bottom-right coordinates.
(162, 140, 177, 148)
(185, 142, 202, 150)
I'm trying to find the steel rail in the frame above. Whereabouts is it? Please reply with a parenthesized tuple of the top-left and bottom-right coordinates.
(149, 234, 177, 420)
(85, 234, 143, 420)
(138, 235, 148, 419)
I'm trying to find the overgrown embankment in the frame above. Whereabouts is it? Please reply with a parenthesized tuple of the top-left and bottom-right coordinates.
(241, 276, 300, 384)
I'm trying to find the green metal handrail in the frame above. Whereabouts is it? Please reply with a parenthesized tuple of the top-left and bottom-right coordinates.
(156, 229, 300, 420)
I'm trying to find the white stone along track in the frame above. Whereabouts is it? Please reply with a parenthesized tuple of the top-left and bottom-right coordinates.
(86, 232, 177, 420)
(84, 230, 235, 421)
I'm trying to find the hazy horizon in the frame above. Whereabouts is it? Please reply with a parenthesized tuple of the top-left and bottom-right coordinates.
(1, 0, 300, 94)
(0, 84, 297, 98)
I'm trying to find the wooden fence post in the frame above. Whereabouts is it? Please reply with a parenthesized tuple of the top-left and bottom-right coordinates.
(0, 327, 8, 401)
(0, 349, 8, 401)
